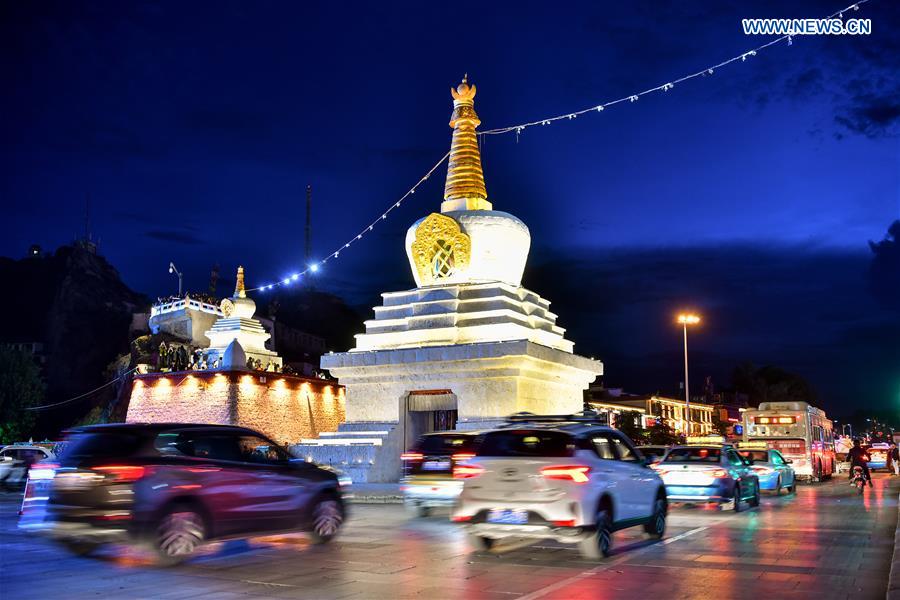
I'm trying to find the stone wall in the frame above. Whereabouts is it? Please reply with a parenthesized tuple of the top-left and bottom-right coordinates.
(126, 371, 345, 445)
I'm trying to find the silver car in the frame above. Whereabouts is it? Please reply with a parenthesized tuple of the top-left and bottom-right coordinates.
(450, 416, 667, 559)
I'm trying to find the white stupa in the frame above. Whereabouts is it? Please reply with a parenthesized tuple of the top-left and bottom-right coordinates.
(205, 267, 282, 369)
(301, 77, 602, 482)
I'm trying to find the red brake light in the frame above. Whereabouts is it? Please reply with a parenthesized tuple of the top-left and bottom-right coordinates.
(451, 453, 476, 461)
(551, 519, 576, 527)
(92, 465, 146, 482)
(540, 465, 591, 484)
(451, 515, 472, 522)
(400, 453, 423, 461)
(711, 469, 728, 478)
(453, 464, 485, 479)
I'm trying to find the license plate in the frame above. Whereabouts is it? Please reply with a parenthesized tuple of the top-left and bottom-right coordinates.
(487, 509, 528, 524)
(422, 460, 451, 471)
(666, 471, 713, 485)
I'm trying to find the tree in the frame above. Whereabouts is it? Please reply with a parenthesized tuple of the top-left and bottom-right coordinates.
(731, 363, 816, 407)
(711, 415, 730, 437)
(0, 347, 44, 443)
(647, 419, 680, 445)
(614, 411, 646, 444)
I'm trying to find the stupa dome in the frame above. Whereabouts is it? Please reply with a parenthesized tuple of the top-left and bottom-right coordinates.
(405, 210, 530, 287)
(405, 76, 531, 288)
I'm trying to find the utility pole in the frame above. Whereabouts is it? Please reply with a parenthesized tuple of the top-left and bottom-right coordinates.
(305, 184, 312, 264)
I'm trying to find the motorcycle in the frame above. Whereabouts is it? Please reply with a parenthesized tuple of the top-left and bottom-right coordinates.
(851, 466, 866, 495)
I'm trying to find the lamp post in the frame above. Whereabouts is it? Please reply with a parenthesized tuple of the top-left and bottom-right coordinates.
(168, 262, 183, 297)
(677, 313, 701, 436)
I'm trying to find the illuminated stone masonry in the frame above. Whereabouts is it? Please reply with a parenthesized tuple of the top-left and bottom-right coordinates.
(296, 78, 602, 482)
(126, 371, 345, 446)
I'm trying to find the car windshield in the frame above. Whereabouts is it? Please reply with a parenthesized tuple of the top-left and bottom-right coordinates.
(417, 435, 476, 456)
(58, 432, 142, 466)
(739, 450, 769, 463)
(664, 447, 722, 463)
(477, 430, 575, 457)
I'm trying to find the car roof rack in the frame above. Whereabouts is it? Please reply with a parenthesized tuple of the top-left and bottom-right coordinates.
(501, 410, 609, 427)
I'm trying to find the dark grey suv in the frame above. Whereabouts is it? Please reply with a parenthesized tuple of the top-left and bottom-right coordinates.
(36, 423, 346, 565)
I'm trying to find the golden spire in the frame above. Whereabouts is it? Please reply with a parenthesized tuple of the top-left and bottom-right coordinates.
(234, 266, 246, 298)
(441, 75, 492, 212)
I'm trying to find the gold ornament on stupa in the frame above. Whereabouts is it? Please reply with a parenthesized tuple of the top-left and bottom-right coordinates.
(410, 213, 471, 284)
(442, 75, 491, 212)
(234, 266, 247, 298)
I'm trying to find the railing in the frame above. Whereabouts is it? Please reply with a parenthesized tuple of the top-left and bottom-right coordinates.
(150, 297, 223, 318)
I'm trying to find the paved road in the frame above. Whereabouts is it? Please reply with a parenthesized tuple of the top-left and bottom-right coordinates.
(1, 474, 897, 599)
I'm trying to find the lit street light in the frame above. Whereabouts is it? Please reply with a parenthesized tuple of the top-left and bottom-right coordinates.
(677, 312, 701, 436)
(168, 261, 183, 297)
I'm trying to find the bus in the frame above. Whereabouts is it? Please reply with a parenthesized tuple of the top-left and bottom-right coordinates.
(743, 401, 836, 481)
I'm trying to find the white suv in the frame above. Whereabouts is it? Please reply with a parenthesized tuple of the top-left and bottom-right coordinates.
(450, 415, 666, 559)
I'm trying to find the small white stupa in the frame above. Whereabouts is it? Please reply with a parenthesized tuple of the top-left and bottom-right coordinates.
(205, 266, 282, 370)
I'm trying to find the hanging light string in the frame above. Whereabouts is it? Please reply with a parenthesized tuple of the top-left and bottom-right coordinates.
(249, 0, 870, 292)
(479, 0, 870, 137)
(248, 150, 450, 292)
(25, 367, 139, 411)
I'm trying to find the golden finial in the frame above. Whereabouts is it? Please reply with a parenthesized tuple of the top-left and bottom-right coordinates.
(234, 266, 246, 298)
(442, 75, 491, 212)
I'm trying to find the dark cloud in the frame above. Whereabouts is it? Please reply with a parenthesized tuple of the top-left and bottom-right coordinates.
(145, 230, 204, 245)
(835, 95, 900, 138)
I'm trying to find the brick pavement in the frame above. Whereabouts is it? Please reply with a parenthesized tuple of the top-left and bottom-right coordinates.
(0, 474, 896, 599)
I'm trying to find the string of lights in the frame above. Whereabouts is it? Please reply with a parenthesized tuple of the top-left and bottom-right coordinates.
(250, 0, 871, 292)
(479, 0, 871, 138)
(249, 150, 450, 292)
(25, 367, 139, 411)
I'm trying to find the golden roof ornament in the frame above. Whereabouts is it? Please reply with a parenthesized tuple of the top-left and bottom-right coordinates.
(442, 75, 491, 212)
(234, 265, 246, 298)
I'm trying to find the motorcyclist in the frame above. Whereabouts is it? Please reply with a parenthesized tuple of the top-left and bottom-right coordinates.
(846, 439, 872, 487)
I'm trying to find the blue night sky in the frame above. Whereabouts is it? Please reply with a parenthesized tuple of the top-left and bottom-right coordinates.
(2, 1, 898, 413)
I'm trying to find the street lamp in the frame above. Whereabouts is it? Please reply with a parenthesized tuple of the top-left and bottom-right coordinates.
(168, 262, 183, 297)
(677, 313, 701, 436)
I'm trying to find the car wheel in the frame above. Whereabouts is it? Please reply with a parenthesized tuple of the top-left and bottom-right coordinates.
(467, 534, 495, 552)
(59, 539, 102, 557)
(643, 496, 666, 539)
(732, 483, 743, 513)
(308, 495, 344, 544)
(155, 505, 205, 566)
(416, 505, 431, 518)
(579, 508, 612, 559)
(774, 476, 782, 496)
(749, 482, 761, 507)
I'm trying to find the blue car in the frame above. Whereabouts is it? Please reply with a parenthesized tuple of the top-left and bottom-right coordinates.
(654, 444, 760, 511)
(737, 447, 796, 494)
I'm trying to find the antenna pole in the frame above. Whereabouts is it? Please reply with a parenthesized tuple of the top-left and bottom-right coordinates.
(305, 184, 312, 264)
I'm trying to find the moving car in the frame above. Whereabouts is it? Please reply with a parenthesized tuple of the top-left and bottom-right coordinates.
(401, 431, 480, 517)
(636, 445, 670, 465)
(866, 443, 890, 471)
(737, 444, 796, 494)
(450, 413, 667, 559)
(0, 444, 56, 489)
(654, 442, 760, 511)
(26, 423, 346, 565)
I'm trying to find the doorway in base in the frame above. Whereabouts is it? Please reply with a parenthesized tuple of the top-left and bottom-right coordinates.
(403, 390, 458, 451)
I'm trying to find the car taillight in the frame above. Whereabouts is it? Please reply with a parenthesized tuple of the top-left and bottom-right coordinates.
(711, 469, 728, 478)
(540, 465, 591, 484)
(453, 464, 485, 479)
(92, 465, 146, 483)
(451, 515, 472, 522)
(400, 452, 423, 461)
(551, 519, 576, 527)
(452, 453, 476, 461)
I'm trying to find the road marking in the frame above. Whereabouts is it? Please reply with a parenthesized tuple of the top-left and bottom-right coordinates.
(515, 525, 709, 600)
